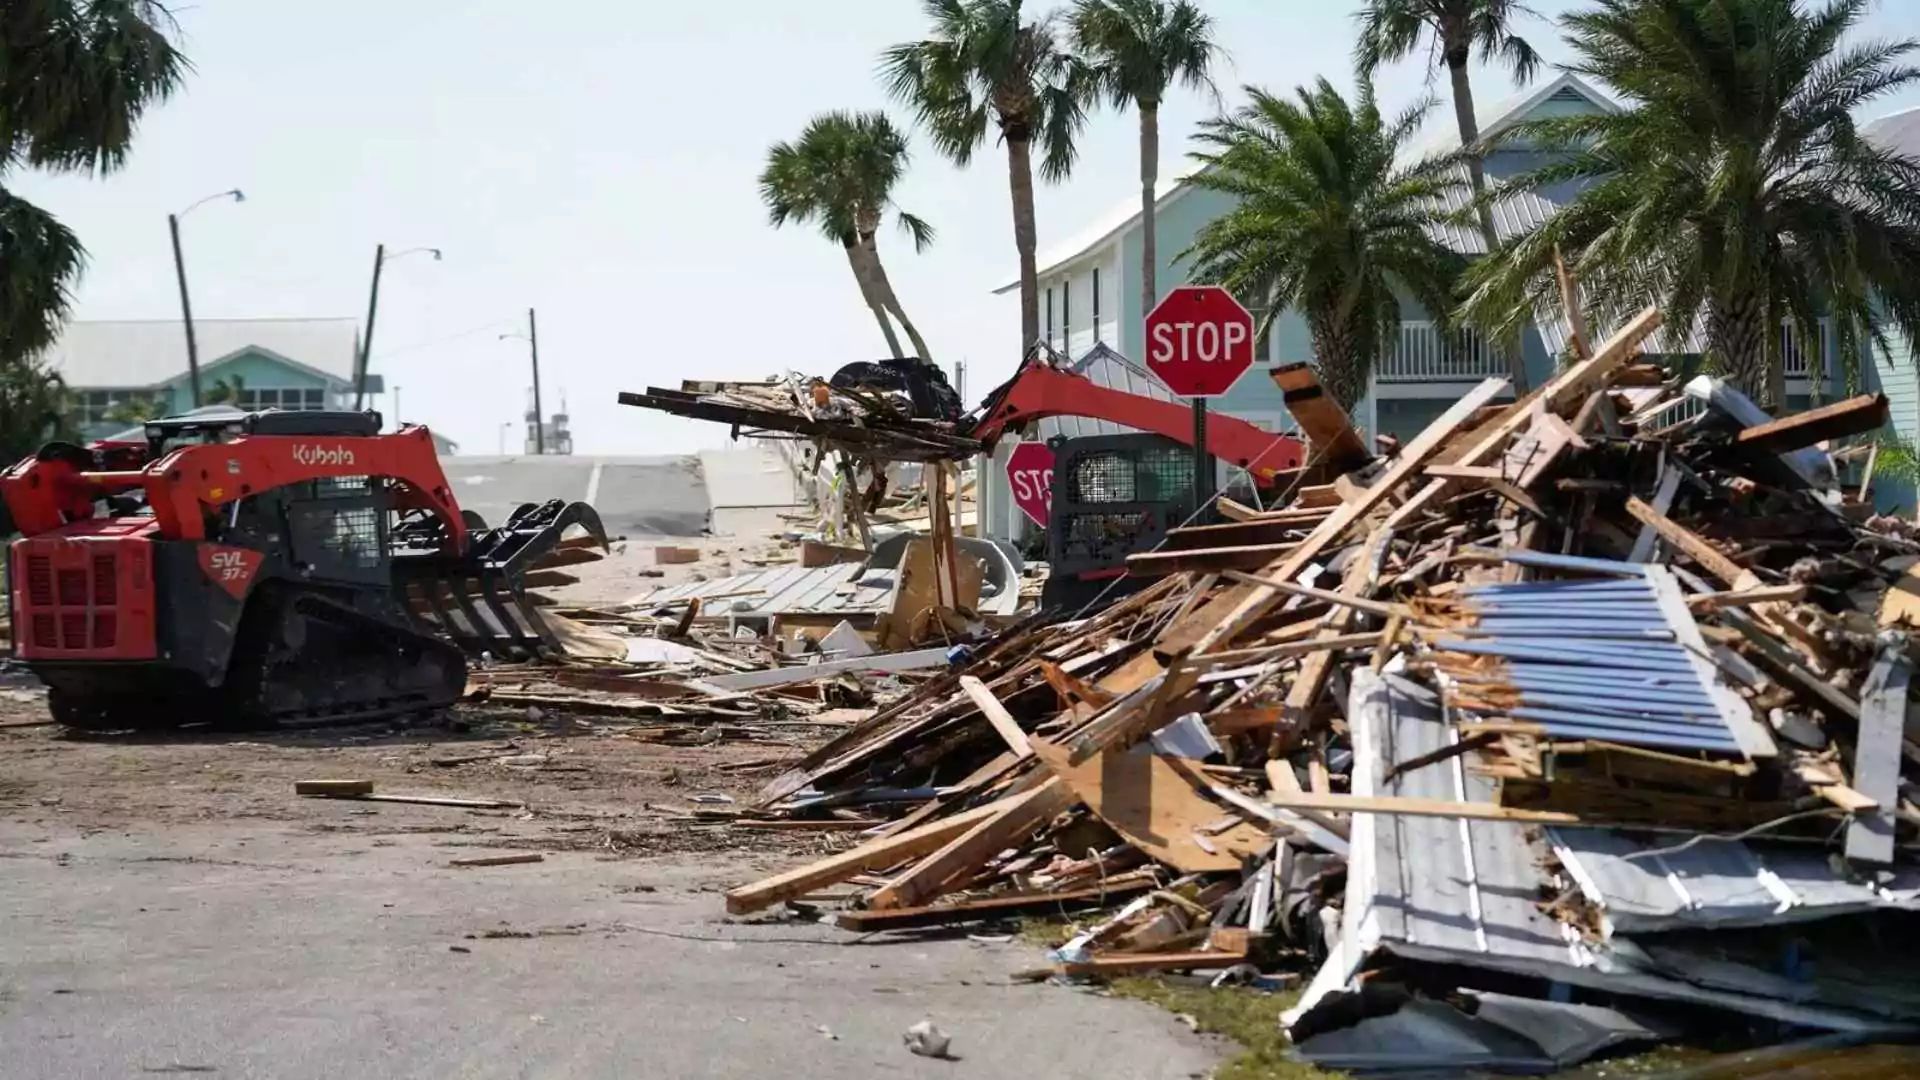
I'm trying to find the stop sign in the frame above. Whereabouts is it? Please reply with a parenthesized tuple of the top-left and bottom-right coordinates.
(1005, 441, 1056, 527)
(1144, 285, 1256, 397)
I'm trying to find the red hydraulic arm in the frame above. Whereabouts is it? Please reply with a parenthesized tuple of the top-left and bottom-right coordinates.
(1, 424, 469, 550)
(965, 359, 1306, 484)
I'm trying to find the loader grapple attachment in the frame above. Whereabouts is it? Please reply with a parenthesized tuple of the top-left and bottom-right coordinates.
(393, 499, 608, 661)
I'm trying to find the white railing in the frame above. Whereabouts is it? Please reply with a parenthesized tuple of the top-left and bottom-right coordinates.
(1376, 321, 1503, 382)
(1781, 317, 1832, 381)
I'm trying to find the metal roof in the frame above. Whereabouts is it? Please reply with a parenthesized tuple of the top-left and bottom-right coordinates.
(1035, 343, 1180, 443)
(1287, 670, 1920, 1035)
(629, 563, 896, 620)
(41, 318, 360, 389)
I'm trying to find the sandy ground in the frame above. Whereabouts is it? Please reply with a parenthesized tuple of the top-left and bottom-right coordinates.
(0, 687, 1225, 1079)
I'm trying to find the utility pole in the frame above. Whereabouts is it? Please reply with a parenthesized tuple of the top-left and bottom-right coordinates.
(168, 213, 204, 408)
(527, 308, 545, 455)
(354, 243, 384, 410)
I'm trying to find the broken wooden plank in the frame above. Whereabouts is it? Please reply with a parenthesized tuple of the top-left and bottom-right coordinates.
(1187, 377, 1511, 657)
(1625, 495, 1747, 585)
(723, 797, 1013, 914)
(959, 675, 1033, 759)
(1127, 542, 1299, 576)
(356, 793, 524, 809)
(449, 853, 545, 868)
(1846, 650, 1908, 865)
(831, 879, 1156, 931)
(1687, 584, 1808, 612)
(1267, 790, 1585, 824)
(1272, 362, 1370, 472)
(1628, 466, 1682, 562)
(294, 779, 374, 797)
(1035, 741, 1268, 872)
(1735, 393, 1888, 454)
(1053, 947, 1250, 978)
(866, 777, 1073, 910)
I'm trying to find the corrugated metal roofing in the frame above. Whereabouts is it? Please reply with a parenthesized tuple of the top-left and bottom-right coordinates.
(1287, 670, 1919, 1034)
(42, 318, 359, 389)
(630, 563, 895, 620)
(1436, 560, 1771, 756)
(1034, 342, 1179, 442)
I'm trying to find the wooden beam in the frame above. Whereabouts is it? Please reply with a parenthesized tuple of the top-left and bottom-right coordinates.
(1052, 947, 1250, 978)
(1736, 393, 1889, 454)
(1271, 362, 1371, 472)
(1128, 542, 1300, 576)
(959, 675, 1033, 760)
(1624, 495, 1747, 585)
(723, 797, 1012, 914)
(1686, 584, 1808, 612)
(866, 777, 1073, 910)
(1163, 516, 1324, 549)
(831, 879, 1156, 931)
(1628, 466, 1682, 562)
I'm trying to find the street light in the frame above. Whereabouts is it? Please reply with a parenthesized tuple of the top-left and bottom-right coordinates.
(352, 244, 443, 410)
(168, 188, 245, 407)
(499, 308, 544, 454)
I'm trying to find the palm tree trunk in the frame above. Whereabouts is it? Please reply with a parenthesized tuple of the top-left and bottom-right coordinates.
(1446, 49, 1529, 393)
(1140, 100, 1160, 317)
(844, 241, 905, 359)
(1710, 286, 1773, 408)
(861, 231, 934, 362)
(1307, 306, 1365, 415)
(1007, 130, 1041, 350)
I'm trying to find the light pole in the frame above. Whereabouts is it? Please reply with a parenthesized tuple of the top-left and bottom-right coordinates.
(498, 421, 513, 456)
(498, 308, 544, 454)
(169, 189, 245, 407)
(353, 245, 442, 410)
(393, 385, 402, 427)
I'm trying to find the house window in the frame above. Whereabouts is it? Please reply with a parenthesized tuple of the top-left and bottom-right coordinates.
(1092, 267, 1102, 343)
(1045, 287, 1055, 348)
(1063, 275, 1072, 348)
(235, 388, 327, 412)
(72, 389, 152, 428)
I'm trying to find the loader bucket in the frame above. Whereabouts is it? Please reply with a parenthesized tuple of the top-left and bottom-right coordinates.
(392, 499, 609, 661)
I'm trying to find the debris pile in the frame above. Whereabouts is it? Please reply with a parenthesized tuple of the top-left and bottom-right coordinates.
(724, 308, 1920, 1069)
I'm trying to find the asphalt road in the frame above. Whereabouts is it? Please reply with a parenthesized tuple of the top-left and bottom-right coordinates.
(0, 819, 1223, 1080)
(443, 455, 710, 539)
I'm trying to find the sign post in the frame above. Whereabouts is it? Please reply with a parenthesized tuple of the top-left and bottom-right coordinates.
(1143, 286, 1257, 516)
(1005, 441, 1056, 528)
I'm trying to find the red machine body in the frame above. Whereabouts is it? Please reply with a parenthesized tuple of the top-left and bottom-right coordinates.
(965, 356, 1307, 484)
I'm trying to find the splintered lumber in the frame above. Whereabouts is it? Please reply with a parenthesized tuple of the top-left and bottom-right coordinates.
(866, 777, 1073, 910)
(1034, 741, 1268, 872)
(1189, 377, 1511, 656)
(725, 797, 1014, 914)
(959, 675, 1033, 759)
(359, 794, 524, 809)
(1054, 947, 1250, 978)
(295, 779, 374, 797)
(1735, 394, 1889, 454)
(1625, 496, 1746, 586)
(1127, 542, 1298, 576)
(1880, 567, 1920, 629)
(832, 879, 1156, 931)
(449, 853, 545, 868)
(1846, 651, 1909, 865)
(1629, 467, 1682, 562)
(1271, 362, 1370, 472)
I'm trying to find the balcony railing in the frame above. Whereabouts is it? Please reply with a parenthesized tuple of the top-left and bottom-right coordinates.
(1376, 321, 1502, 383)
(1782, 317, 1831, 381)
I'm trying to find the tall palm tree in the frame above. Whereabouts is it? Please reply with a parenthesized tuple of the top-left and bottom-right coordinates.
(1, 1, 185, 452)
(1356, 0, 1540, 388)
(761, 111, 936, 360)
(883, 0, 1090, 351)
(1184, 79, 1467, 412)
(1464, 0, 1920, 408)
(2, 1, 187, 364)
(1071, 0, 1219, 318)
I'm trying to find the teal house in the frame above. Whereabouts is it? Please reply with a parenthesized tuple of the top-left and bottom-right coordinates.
(43, 317, 381, 440)
(978, 74, 1920, 540)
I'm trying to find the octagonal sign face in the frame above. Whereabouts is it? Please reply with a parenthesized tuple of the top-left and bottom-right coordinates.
(1005, 441, 1056, 527)
(1144, 285, 1256, 398)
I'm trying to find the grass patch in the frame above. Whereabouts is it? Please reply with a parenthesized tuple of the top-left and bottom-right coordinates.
(1110, 976, 1344, 1080)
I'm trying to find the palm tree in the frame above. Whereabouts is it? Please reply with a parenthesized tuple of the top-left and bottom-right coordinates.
(1071, 0, 1219, 318)
(1, 2, 185, 450)
(1356, 0, 1540, 389)
(883, 0, 1091, 351)
(1464, 0, 1920, 408)
(761, 111, 936, 361)
(1184, 79, 1467, 412)
(1, 1, 187, 364)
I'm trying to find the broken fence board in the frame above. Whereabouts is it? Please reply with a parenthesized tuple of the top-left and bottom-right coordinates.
(723, 797, 1012, 914)
(1034, 741, 1268, 872)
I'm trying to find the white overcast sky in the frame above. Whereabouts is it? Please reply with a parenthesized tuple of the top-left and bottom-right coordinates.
(14, 0, 1920, 455)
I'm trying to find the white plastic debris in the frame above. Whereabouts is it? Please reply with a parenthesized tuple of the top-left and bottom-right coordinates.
(903, 1019, 952, 1059)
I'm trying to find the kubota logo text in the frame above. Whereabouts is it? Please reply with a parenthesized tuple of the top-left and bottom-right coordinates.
(293, 444, 356, 467)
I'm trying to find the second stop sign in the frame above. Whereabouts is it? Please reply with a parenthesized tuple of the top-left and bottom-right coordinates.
(1144, 285, 1256, 397)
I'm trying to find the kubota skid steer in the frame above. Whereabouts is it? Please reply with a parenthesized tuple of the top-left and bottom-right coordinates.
(1, 410, 604, 731)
